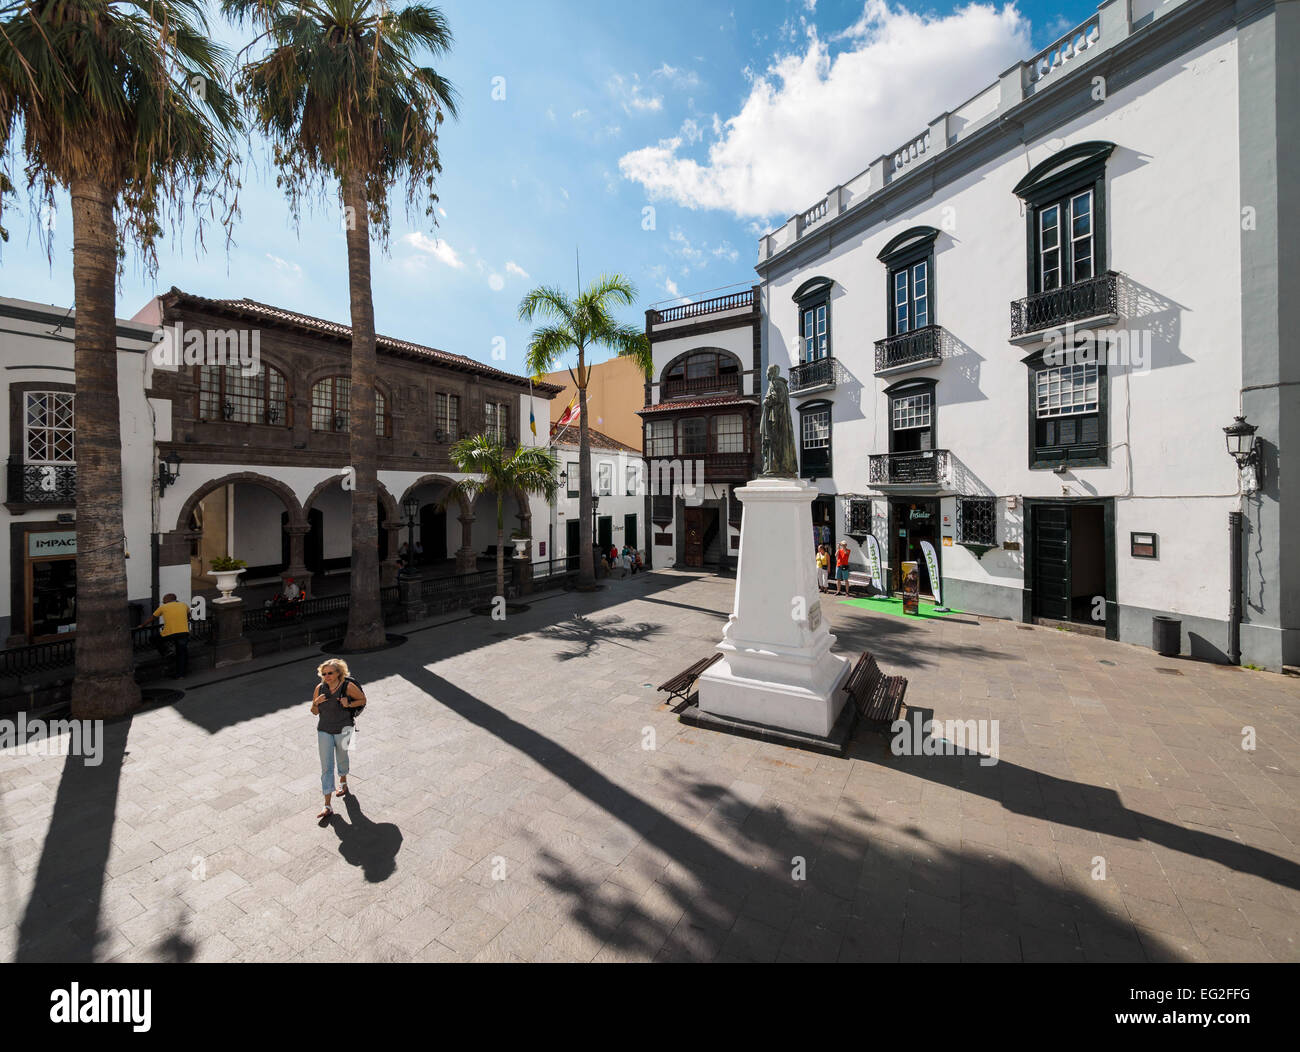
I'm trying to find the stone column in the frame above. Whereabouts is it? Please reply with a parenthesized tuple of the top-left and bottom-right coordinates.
(382, 523, 402, 587)
(398, 571, 426, 622)
(511, 555, 533, 597)
(456, 513, 477, 573)
(212, 596, 252, 667)
(282, 523, 313, 598)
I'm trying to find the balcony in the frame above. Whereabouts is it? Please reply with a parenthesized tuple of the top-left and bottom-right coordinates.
(874, 326, 942, 375)
(789, 356, 846, 394)
(660, 374, 743, 400)
(648, 289, 755, 325)
(869, 450, 951, 489)
(1010, 271, 1119, 341)
(7, 457, 76, 506)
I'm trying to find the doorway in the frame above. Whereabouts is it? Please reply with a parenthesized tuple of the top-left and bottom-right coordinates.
(812, 496, 834, 554)
(890, 499, 939, 596)
(565, 519, 580, 570)
(597, 515, 613, 554)
(624, 513, 638, 554)
(28, 557, 77, 640)
(421, 504, 447, 563)
(1027, 500, 1114, 635)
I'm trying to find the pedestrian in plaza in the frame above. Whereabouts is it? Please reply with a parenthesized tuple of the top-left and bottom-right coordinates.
(142, 592, 190, 678)
(834, 541, 851, 596)
(310, 658, 367, 820)
(816, 544, 830, 592)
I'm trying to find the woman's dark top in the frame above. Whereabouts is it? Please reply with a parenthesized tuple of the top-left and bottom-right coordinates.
(315, 676, 357, 735)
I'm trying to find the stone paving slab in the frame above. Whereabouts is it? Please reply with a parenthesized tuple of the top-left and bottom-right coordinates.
(1, 569, 1298, 962)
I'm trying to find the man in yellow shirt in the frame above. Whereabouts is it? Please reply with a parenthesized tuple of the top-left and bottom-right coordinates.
(143, 593, 191, 678)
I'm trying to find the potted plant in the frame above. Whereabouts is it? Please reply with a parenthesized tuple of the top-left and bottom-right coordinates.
(510, 529, 530, 557)
(208, 556, 247, 602)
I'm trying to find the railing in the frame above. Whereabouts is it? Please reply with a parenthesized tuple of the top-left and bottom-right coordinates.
(869, 449, 951, 486)
(649, 289, 754, 324)
(874, 327, 942, 373)
(1024, 14, 1101, 91)
(7, 457, 76, 505)
(660, 374, 743, 400)
(242, 591, 351, 632)
(789, 356, 844, 392)
(1010, 271, 1119, 337)
(0, 636, 76, 679)
(892, 129, 932, 173)
(800, 198, 829, 232)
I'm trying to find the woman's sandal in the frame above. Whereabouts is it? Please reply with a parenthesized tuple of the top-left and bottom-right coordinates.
(335, 780, 350, 798)
(317, 805, 333, 819)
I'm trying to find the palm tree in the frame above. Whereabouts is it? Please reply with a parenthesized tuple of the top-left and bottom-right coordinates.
(519, 274, 650, 589)
(227, 0, 457, 649)
(444, 437, 557, 601)
(0, 0, 240, 718)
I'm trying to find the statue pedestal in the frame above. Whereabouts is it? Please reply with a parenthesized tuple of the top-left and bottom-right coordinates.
(697, 477, 850, 739)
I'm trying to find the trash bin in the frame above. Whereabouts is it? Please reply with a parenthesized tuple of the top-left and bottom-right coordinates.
(1153, 615, 1181, 657)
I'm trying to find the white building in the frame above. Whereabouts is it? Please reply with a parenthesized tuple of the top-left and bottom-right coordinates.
(0, 298, 158, 644)
(757, 0, 1298, 669)
(639, 287, 762, 570)
(547, 423, 645, 568)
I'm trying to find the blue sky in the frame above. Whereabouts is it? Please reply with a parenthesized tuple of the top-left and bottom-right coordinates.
(1, 0, 1095, 378)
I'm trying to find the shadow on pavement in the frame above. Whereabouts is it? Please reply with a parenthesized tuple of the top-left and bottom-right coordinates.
(328, 793, 403, 883)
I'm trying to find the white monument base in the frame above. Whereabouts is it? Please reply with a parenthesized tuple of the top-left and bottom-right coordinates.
(697, 476, 850, 740)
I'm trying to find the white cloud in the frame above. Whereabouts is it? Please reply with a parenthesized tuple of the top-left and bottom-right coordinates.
(403, 232, 465, 269)
(619, 0, 1031, 219)
(608, 73, 663, 114)
(712, 241, 740, 263)
(266, 253, 301, 276)
(680, 118, 704, 144)
(488, 273, 505, 291)
(505, 261, 530, 280)
(652, 62, 702, 90)
(572, 108, 590, 120)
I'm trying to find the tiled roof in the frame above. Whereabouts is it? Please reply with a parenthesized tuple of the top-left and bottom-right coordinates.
(637, 395, 759, 415)
(160, 287, 563, 394)
(549, 421, 641, 455)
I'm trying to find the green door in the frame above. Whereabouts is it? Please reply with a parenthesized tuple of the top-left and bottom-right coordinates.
(624, 514, 637, 552)
(565, 520, 580, 571)
(1032, 505, 1071, 620)
(597, 516, 613, 553)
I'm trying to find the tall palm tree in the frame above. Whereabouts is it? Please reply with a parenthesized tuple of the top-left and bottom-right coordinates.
(445, 437, 557, 601)
(0, 0, 240, 718)
(520, 274, 650, 589)
(227, 0, 457, 649)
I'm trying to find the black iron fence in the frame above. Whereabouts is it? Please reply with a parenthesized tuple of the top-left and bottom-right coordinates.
(7, 456, 76, 505)
(1010, 271, 1119, 337)
(874, 327, 941, 373)
(869, 449, 951, 486)
(790, 356, 845, 392)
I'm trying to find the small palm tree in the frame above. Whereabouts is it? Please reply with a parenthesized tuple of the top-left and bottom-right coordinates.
(445, 437, 557, 601)
(227, 0, 458, 649)
(519, 274, 650, 589)
(0, 0, 240, 718)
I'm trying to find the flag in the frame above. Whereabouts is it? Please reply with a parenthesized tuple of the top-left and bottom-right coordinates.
(557, 394, 581, 429)
(529, 380, 536, 437)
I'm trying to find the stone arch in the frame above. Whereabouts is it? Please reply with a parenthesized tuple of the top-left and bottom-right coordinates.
(174, 470, 306, 533)
(658, 346, 744, 387)
(304, 473, 398, 521)
(398, 474, 471, 518)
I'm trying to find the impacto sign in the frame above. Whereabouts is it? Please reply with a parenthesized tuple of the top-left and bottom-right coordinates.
(29, 531, 76, 557)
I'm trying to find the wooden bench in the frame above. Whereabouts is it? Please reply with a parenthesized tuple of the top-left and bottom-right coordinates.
(843, 652, 908, 724)
(657, 652, 723, 707)
(845, 571, 878, 597)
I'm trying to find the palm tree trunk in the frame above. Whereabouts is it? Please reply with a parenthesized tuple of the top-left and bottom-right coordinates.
(576, 349, 595, 587)
(341, 171, 385, 649)
(496, 495, 505, 599)
(69, 177, 141, 718)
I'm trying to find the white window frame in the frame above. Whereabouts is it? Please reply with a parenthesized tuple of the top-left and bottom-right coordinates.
(1036, 364, 1099, 418)
(801, 408, 830, 450)
(891, 392, 932, 431)
(24, 391, 75, 465)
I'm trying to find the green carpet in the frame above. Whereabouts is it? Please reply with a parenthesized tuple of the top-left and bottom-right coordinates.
(840, 595, 964, 620)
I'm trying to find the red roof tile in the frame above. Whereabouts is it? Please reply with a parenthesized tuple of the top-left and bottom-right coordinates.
(637, 395, 759, 415)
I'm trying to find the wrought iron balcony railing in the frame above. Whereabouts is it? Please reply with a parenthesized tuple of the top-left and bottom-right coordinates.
(869, 449, 951, 487)
(874, 326, 942, 374)
(659, 374, 743, 400)
(1010, 271, 1119, 338)
(648, 289, 755, 325)
(7, 457, 76, 505)
(789, 356, 845, 393)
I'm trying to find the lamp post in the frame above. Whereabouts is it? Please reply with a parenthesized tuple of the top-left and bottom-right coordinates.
(157, 451, 181, 494)
(402, 495, 420, 577)
(1223, 413, 1261, 667)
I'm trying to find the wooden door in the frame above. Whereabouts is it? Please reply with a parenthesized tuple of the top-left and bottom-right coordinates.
(1032, 505, 1071, 620)
(684, 507, 705, 568)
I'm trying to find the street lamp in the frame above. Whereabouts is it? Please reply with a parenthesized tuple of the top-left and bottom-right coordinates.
(157, 451, 182, 494)
(402, 495, 420, 576)
(1223, 415, 1262, 494)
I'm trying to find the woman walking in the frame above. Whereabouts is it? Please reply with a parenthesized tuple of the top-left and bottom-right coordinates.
(815, 544, 829, 592)
(310, 658, 367, 819)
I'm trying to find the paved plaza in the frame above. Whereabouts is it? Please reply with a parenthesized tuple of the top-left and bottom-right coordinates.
(2, 570, 1298, 963)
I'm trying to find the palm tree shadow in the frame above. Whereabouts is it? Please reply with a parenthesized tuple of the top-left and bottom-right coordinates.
(540, 614, 664, 661)
(328, 793, 403, 883)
